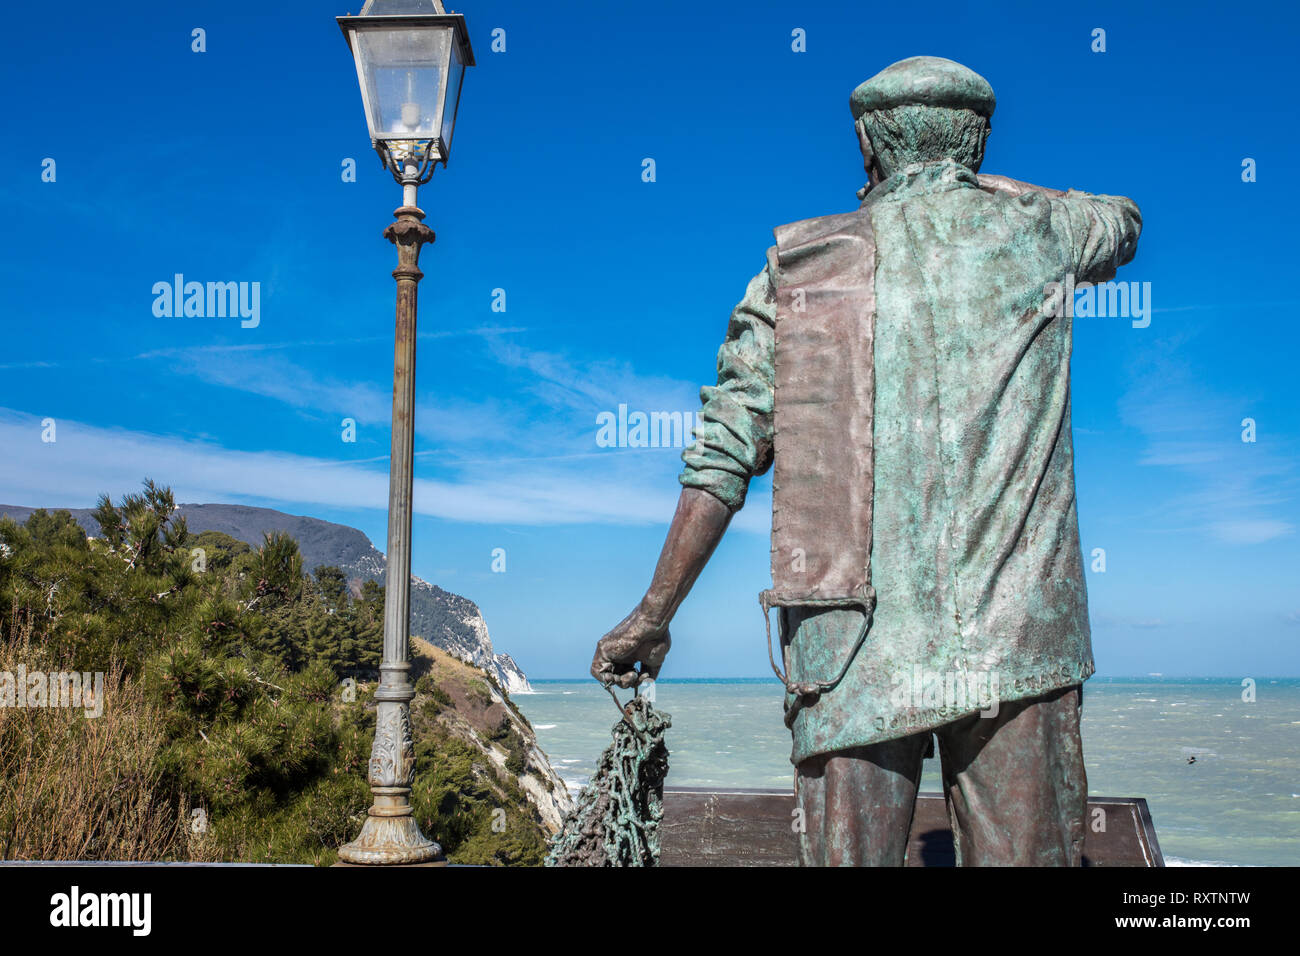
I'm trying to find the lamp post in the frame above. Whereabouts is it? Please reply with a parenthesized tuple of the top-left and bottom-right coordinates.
(335, 0, 474, 866)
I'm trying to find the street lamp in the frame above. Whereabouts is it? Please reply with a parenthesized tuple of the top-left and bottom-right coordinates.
(335, 0, 474, 866)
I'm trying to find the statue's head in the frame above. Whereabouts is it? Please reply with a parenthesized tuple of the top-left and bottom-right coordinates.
(851, 57, 995, 189)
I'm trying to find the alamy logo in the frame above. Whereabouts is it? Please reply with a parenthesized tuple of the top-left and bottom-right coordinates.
(596, 404, 702, 449)
(152, 274, 260, 328)
(890, 665, 1000, 718)
(0, 666, 104, 718)
(1044, 273, 1151, 328)
(49, 886, 151, 936)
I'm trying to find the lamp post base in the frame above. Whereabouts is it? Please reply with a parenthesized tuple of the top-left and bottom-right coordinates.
(333, 860, 448, 868)
(337, 811, 444, 865)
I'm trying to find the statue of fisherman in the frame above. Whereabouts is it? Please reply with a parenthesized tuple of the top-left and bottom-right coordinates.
(591, 56, 1142, 866)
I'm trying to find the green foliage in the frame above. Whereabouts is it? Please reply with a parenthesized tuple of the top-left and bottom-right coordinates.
(467, 679, 493, 707)
(409, 727, 547, 867)
(313, 565, 348, 610)
(23, 508, 88, 551)
(488, 714, 530, 776)
(190, 530, 250, 574)
(0, 491, 194, 670)
(90, 478, 189, 576)
(504, 737, 529, 777)
(415, 675, 453, 714)
(0, 480, 549, 866)
(248, 531, 303, 607)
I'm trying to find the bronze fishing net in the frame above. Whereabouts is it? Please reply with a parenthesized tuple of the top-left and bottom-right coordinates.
(545, 694, 671, 867)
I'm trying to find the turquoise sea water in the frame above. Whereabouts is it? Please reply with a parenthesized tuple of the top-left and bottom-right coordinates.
(516, 677, 1300, 867)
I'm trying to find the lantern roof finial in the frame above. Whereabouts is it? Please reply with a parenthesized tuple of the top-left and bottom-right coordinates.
(359, 0, 447, 14)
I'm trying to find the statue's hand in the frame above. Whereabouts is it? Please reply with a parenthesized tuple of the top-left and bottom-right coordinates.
(590, 609, 671, 689)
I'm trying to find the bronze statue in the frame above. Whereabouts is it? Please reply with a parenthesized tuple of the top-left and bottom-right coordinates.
(592, 56, 1142, 866)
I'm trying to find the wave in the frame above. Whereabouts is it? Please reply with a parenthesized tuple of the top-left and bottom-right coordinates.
(1165, 856, 1253, 867)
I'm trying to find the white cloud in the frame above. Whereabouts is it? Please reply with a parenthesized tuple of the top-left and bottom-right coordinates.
(0, 333, 779, 532)
(1117, 339, 1299, 545)
(1093, 615, 1168, 630)
(0, 408, 691, 527)
(1137, 441, 1225, 467)
(147, 335, 706, 462)
(1209, 520, 1295, 545)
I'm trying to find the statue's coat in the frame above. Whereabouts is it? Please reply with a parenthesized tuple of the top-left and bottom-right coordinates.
(680, 158, 1141, 763)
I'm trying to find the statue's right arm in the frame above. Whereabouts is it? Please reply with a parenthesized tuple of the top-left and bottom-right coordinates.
(591, 253, 778, 687)
(590, 488, 732, 687)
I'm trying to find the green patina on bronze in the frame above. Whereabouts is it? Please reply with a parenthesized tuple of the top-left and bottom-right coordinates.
(680, 62, 1141, 765)
(545, 697, 671, 867)
(850, 55, 995, 119)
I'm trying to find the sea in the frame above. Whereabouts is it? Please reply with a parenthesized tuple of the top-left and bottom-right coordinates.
(515, 677, 1300, 867)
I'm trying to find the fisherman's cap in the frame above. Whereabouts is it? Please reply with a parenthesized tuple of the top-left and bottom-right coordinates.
(850, 56, 995, 120)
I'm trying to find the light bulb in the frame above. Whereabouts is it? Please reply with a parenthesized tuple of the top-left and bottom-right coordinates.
(400, 70, 419, 130)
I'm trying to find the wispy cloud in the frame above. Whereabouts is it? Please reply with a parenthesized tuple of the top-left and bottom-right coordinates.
(1151, 299, 1300, 315)
(152, 333, 708, 461)
(151, 336, 548, 450)
(1094, 615, 1168, 630)
(0, 330, 771, 531)
(486, 340, 699, 420)
(0, 407, 689, 527)
(135, 326, 526, 360)
(1209, 520, 1295, 545)
(1118, 334, 1298, 545)
(0, 327, 527, 372)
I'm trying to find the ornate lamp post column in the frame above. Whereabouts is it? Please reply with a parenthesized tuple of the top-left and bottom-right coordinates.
(335, 0, 474, 866)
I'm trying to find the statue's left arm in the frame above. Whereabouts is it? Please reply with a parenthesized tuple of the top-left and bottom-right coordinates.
(1057, 189, 1142, 283)
(979, 173, 1142, 281)
(976, 173, 1067, 199)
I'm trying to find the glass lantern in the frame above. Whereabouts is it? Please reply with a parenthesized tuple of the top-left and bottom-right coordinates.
(338, 0, 474, 170)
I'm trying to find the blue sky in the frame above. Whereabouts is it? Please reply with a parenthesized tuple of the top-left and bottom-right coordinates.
(1, 0, 1297, 678)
